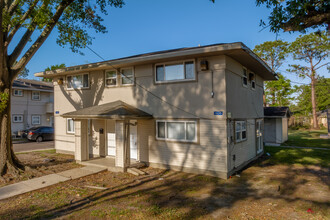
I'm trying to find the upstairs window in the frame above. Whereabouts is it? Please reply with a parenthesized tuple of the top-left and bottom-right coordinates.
(13, 89, 23, 96)
(13, 115, 23, 123)
(156, 120, 197, 142)
(105, 70, 117, 86)
(155, 61, 195, 83)
(242, 68, 248, 87)
(235, 121, 247, 142)
(121, 68, 134, 85)
(249, 72, 256, 89)
(67, 74, 89, 89)
(32, 91, 40, 100)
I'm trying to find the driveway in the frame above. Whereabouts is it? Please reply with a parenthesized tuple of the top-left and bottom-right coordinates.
(13, 141, 54, 152)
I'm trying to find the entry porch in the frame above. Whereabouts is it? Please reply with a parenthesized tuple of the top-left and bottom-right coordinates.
(61, 101, 153, 172)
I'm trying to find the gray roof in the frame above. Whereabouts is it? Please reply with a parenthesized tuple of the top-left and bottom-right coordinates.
(35, 42, 276, 80)
(13, 79, 53, 92)
(264, 107, 291, 118)
(61, 101, 153, 119)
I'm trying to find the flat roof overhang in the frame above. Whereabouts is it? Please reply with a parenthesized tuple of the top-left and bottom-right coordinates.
(61, 100, 153, 120)
(35, 42, 277, 81)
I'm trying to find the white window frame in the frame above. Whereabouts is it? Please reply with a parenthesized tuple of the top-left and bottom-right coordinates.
(13, 89, 23, 97)
(12, 114, 23, 123)
(120, 67, 135, 86)
(156, 120, 197, 142)
(155, 60, 196, 83)
(235, 120, 247, 142)
(66, 73, 89, 90)
(31, 115, 41, 125)
(105, 70, 118, 87)
(67, 118, 75, 134)
(242, 68, 248, 88)
(250, 72, 256, 90)
(31, 91, 40, 100)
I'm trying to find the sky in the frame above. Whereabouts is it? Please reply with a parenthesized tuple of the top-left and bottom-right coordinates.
(11, 0, 328, 84)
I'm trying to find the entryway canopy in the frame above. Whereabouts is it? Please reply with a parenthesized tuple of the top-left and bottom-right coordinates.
(61, 100, 153, 119)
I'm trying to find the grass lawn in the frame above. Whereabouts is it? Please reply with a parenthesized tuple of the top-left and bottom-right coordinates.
(282, 129, 330, 149)
(265, 146, 330, 167)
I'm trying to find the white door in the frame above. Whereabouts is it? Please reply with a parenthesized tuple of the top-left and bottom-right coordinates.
(130, 123, 137, 160)
(107, 133, 116, 156)
(256, 120, 263, 154)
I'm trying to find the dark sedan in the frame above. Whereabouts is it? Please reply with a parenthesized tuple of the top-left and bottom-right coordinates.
(27, 126, 54, 142)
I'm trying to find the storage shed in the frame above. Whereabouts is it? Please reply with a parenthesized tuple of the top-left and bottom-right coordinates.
(264, 107, 291, 145)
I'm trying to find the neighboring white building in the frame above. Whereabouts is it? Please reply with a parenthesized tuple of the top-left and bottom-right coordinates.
(264, 107, 291, 145)
(11, 79, 54, 136)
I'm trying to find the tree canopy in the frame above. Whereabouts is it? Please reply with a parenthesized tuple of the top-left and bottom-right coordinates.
(256, 0, 330, 33)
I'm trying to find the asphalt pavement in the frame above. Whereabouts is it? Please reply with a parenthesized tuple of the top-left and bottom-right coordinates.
(13, 140, 54, 152)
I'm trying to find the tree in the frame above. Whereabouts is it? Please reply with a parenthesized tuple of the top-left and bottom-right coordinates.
(294, 77, 330, 116)
(253, 40, 293, 106)
(256, 0, 330, 33)
(288, 31, 330, 129)
(43, 64, 66, 82)
(0, 0, 125, 177)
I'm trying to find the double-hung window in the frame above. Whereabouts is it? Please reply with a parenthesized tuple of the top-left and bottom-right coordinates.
(67, 74, 89, 89)
(156, 120, 197, 142)
(242, 68, 248, 87)
(67, 118, 75, 134)
(13, 89, 23, 96)
(155, 61, 195, 83)
(32, 115, 41, 125)
(121, 68, 134, 85)
(235, 121, 247, 142)
(249, 72, 256, 90)
(13, 115, 23, 123)
(105, 70, 117, 86)
(32, 91, 40, 100)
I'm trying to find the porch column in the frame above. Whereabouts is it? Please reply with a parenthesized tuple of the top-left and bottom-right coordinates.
(115, 120, 130, 171)
(75, 119, 88, 161)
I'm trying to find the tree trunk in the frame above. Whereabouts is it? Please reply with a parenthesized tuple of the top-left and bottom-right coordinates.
(0, 67, 25, 176)
(311, 74, 319, 129)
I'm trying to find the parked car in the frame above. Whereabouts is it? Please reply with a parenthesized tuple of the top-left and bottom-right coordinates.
(27, 126, 54, 142)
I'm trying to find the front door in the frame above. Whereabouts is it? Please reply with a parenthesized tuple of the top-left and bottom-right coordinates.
(256, 119, 263, 154)
(130, 121, 137, 160)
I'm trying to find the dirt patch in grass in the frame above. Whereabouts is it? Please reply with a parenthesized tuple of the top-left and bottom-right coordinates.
(0, 150, 81, 187)
(0, 160, 329, 219)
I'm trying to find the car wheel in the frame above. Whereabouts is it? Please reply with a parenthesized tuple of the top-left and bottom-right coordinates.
(36, 136, 43, 142)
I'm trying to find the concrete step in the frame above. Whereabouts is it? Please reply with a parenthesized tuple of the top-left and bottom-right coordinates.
(127, 167, 147, 176)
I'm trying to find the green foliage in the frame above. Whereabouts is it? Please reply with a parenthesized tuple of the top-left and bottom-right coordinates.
(294, 77, 330, 115)
(0, 92, 9, 113)
(256, 0, 330, 32)
(253, 40, 293, 106)
(17, 67, 29, 79)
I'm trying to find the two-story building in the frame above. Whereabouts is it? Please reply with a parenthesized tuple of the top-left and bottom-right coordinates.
(35, 43, 276, 178)
(11, 79, 54, 136)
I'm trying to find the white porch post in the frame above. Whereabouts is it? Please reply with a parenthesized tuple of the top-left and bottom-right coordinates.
(115, 120, 130, 171)
(75, 119, 88, 161)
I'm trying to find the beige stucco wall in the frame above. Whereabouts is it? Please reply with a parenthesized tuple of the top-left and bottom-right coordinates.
(11, 90, 54, 134)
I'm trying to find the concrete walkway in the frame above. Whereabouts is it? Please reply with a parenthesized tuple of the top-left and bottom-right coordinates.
(268, 145, 330, 151)
(0, 166, 106, 201)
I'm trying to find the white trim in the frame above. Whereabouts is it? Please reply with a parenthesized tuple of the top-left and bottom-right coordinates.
(31, 91, 41, 100)
(31, 115, 41, 125)
(12, 114, 23, 123)
(67, 118, 75, 134)
(13, 89, 23, 96)
(66, 73, 90, 90)
(105, 70, 118, 87)
(120, 67, 135, 86)
(235, 120, 247, 142)
(156, 120, 197, 143)
(154, 59, 196, 83)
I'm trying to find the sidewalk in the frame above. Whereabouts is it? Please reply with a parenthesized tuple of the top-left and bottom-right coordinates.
(267, 145, 330, 151)
(0, 166, 107, 201)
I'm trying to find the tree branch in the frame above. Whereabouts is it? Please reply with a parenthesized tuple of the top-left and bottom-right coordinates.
(7, 0, 20, 16)
(314, 54, 328, 68)
(314, 62, 330, 71)
(12, 0, 74, 77)
(5, 0, 39, 48)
